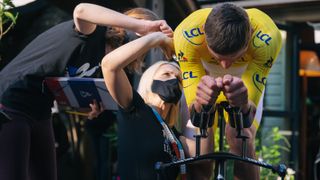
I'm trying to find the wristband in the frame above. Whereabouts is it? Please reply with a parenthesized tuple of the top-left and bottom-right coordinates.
(190, 104, 215, 129)
(228, 106, 253, 129)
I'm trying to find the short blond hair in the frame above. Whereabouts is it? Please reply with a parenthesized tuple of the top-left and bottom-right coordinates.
(137, 61, 181, 127)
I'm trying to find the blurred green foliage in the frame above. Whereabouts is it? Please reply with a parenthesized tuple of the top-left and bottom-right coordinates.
(213, 126, 293, 179)
(256, 127, 293, 180)
(0, 0, 18, 40)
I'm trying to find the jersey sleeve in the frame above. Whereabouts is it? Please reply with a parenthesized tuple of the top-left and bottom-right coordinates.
(174, 29, 206, 107)
(176, 49, 206, 107)
(242, 11, 282, 106)
(173, 9, 211, 107)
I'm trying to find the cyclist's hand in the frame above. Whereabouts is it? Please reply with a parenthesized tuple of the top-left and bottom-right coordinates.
(138, 20, 173, 37)
(195, 75, 221, 108)
(88, 100, 104, 120)
(215, 76, 223, 89)
(222, 75, 249, 110)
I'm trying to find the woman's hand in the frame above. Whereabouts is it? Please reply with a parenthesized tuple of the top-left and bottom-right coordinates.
(158, 32, 174, 60)
(88, 100, 104, 120)
(137, 20, 173, 38)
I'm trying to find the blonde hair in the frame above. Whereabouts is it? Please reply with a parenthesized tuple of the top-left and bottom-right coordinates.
(124, 7, 160, 21)
(137, 61, 181, 127)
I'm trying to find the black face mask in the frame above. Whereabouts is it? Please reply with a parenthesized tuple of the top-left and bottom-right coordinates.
(151, 79, 182, 104)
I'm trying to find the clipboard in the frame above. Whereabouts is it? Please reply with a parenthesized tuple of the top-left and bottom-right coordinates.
(45, 77, 118, 110)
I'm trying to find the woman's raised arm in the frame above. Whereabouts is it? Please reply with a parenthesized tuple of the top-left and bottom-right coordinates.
(73, 3, 173, 37)
(101, 32, 173, 109)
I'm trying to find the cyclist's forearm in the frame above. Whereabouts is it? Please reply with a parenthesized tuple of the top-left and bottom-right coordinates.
(183, 126, 213, 157)
(200, 127, 214, 154)
(188, 127, 214, 179)
(244, 100, 256, 121)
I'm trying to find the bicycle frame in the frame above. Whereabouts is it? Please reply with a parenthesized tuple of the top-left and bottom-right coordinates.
(155, 101, 287, 180)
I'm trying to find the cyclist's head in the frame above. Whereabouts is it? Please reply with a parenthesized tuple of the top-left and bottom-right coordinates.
(137, 61, 182, 127)
(204, 3, 251, 67)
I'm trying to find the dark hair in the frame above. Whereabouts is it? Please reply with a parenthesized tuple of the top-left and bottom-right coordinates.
(105, 7, 160, 49)
(105, 26, 127, 49)
(104, 7, 160, 74)
(204, 3, 251, 55)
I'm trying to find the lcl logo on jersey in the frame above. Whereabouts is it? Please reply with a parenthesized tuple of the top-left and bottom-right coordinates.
(253, 30, 272, 48)
(184, 27, 204, 38)
(183, 71, 198, 80)
(252, 72, 266, 93)
(182, 27, 205, 45)
(182, 71, 198, 88)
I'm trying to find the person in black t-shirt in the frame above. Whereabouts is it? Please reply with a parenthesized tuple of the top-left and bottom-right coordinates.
(0, 3, 173, 180)
(82, 7, 166, 180)
(101, 32, 214, 180)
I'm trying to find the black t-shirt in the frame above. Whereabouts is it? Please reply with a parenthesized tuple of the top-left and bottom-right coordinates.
(117, 89, 181, 180)
(0, 20, 106, 120)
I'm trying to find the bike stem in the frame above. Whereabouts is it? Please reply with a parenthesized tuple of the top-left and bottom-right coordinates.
(217, 103, 226, 179)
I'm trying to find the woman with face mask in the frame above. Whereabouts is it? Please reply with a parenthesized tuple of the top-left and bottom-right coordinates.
(0, 3, 173, 180)
(101, 31, 214, 180)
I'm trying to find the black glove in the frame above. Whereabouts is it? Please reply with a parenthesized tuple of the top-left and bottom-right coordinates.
(190, 105, 214, 137)
(221, 102, 253, 129)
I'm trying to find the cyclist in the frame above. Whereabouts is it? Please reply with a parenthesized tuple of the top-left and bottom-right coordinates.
(174, 3, 282, 179)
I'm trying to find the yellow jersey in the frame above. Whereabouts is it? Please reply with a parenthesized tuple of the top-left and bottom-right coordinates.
(174, 8, 282, 127)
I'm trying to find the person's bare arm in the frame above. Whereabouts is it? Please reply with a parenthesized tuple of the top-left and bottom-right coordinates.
(73, 3, 173, 36)
(179, 127, 214, 180)
(101, 32, 173, 108)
